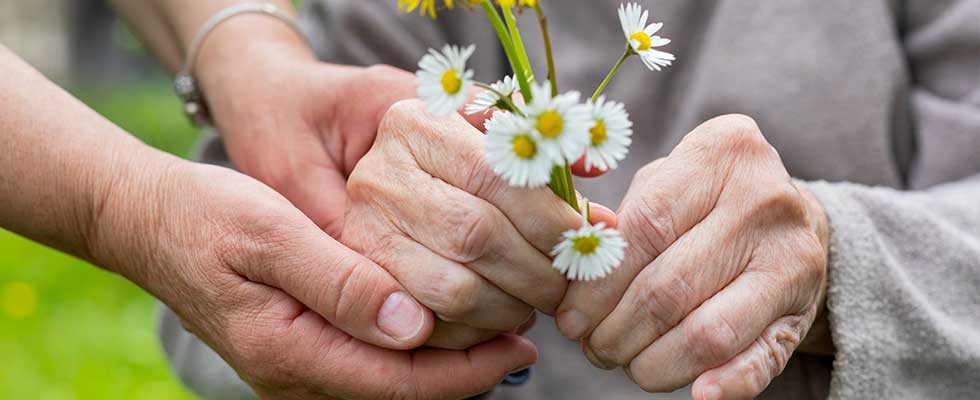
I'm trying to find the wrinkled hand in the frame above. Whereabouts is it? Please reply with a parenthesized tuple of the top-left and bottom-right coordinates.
(557, 115, 829, 399)
(105, 161, 536, 399)
(343, 99, 615, 349)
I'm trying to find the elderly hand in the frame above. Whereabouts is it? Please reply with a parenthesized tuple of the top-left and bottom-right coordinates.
(342, 99, 616, 349)
(556, 115, 830, 399)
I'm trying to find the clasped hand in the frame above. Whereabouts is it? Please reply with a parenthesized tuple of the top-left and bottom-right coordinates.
(196, 55, 829, 398)
(350, 105, 830, 399)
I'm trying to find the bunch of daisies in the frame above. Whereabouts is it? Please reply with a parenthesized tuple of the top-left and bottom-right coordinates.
(410, 1, 674, 281)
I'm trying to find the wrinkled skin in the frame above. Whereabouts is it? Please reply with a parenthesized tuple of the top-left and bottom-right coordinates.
(342, 99, 617, 350)
(111, 161, 538, 400)
(557, 115, 830, 399)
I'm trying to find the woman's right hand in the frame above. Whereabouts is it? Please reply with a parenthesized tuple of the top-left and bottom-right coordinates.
(91, 158, 537, 399)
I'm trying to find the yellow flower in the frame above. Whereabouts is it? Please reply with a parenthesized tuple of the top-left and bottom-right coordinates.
(496, 0, 537, 8)
(398, 0, 448, 18)
(399, 0, 485, 18)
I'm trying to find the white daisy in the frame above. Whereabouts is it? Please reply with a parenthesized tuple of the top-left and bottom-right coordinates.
(522, 82, 593, 163)
(416, 44, 476, 116)
(618, 2, 675, 71)
(465, 75, 520, 115)
(584, 96, 633, 172)
(485, 111, 555, 187)
(551, 222, 627, 281)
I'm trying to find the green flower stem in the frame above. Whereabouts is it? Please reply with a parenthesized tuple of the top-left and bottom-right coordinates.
(502, 7, 532, 82)
(474, 81, 522, 115)
(592, 47, 633, 103)
(548, 163, 580, 212)
(533, 3, 558, 97)
(481, 2, 533, 102)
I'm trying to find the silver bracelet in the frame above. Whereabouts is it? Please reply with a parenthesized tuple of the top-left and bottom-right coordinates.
(174, 3, 310, 126)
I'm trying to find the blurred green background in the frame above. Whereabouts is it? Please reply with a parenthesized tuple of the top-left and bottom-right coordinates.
(0, 86, 201, 399)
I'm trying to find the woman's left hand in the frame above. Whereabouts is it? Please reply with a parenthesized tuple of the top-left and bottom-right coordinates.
(556, 115, 830, 399)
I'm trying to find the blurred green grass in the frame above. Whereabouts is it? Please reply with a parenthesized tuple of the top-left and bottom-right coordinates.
(0, 83, 200, 399)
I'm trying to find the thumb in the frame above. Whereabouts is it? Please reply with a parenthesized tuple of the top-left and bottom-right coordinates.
(239, 219, 435, 350)
(691, 316, 801, 400)
(588, 202, 618, 228)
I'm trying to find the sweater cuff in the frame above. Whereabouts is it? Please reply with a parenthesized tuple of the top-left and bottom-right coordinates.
(802, 180, 889, 398)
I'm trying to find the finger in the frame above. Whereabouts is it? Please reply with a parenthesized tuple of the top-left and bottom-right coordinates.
(588, 202, 618, 228)
(358, 160, 567, 313)
(264, 309, 537, 399)
(383, 99, 584, 256)
(624, 272, 795, 393)
(557, 116, 763, 340)
(426, 319, 502, 350)
(584, 212, 749, 369)
(231, 215, 434, 350)
(691, 315, 807, 400)
(350, 229, 534, 331)
(571, 155, 608, 177)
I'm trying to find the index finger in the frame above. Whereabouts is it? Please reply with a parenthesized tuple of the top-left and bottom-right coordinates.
(382, 99, 586, 255)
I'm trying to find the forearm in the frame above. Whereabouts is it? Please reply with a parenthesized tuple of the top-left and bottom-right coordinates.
(109, 0, 311, 77)
(0, 45, 177, 280)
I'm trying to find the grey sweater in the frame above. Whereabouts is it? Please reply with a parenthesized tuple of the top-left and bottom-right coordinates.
(159, 0, 980, 398)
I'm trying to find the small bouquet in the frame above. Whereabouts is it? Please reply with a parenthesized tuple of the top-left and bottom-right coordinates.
(401, 0, 674, 281)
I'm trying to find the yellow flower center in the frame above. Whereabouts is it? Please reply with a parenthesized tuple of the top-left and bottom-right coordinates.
(537, 111, 564, 138)
(440, 69, 463, 94)
(573, 235, 600, 255)
(630, 31, 652, 51)
(512, 135, 537, 159)
(590, 120, 607, 146)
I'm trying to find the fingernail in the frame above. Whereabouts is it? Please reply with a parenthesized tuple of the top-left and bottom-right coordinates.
(557, 309, 590, 340)
(701, 384, 721, 400)
(378, 292, 425, 341)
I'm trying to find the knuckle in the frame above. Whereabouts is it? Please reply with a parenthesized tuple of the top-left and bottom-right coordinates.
(346, 159, 385, 203)
(461, 147, 507, 199)
(634, 160, 660, 182)
(447, 204, 497, 262)
(749, 185, 809, 225)
(587, 335, 632, 368)
(431, 270, 483, 320)
(328, 256, 380, 324)
(621, 191, 677, 257)
(365, 63, 408, 80)
(690, 114, 767, 157)
(627, 365, 669, 393)
(762, 321, 801, 373)
(636, 274, 694, 333)
(689, 316, 741, 367)
(721, 121, 768, 154)
(379, 99, 425, 137)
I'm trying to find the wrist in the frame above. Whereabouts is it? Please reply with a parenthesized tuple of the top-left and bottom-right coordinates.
(85, 140, 186, 289)
(194, 12, 317, 105)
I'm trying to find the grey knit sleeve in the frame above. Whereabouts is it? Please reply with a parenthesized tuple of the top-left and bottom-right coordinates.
(803, 175, 980, 399)
(808, 3, 980, 397)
